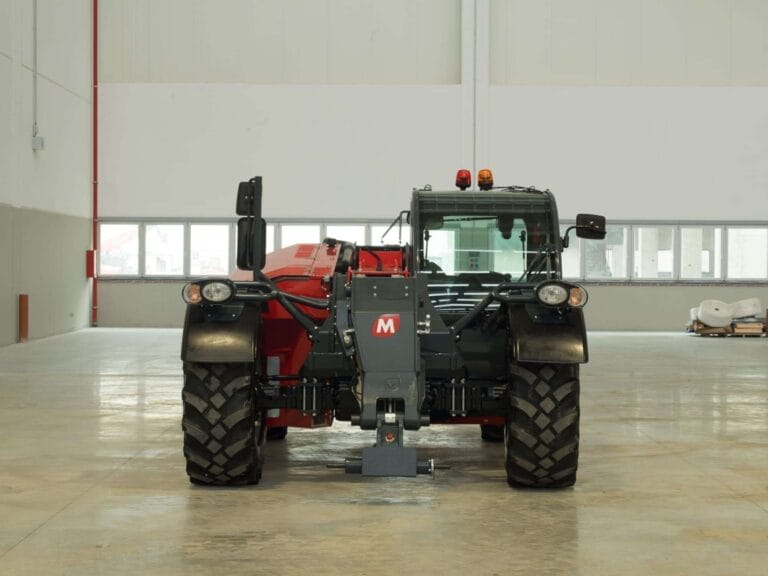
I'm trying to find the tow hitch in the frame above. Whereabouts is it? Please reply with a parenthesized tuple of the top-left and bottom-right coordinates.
(340, 408, 434, 476)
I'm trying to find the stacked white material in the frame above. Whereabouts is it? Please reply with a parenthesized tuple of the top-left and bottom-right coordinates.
(697, 300, 733, 328)
(689, 305, 703, 325)
(692, 298, 764, 328)
(731, 297, 762, 320)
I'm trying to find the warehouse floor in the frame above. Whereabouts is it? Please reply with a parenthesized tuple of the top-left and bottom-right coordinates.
(0, 330, 766, 575)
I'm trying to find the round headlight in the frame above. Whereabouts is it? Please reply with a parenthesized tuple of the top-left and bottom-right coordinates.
(182, 283, 202, 304)
(201, 281, 233, 303)
(536, 283, 569, 306)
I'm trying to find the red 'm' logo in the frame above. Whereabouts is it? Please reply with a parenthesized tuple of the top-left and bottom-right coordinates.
(372, 314, 400, 338)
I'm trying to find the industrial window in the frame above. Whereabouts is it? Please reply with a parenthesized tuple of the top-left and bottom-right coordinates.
(633, 226, 675, 280)
(727, 228, 768, 280)
(144, 224, 184, 276)
(190, 224, 229, 276)
(422, 229, 456, 275)
(265, 224, 275, 254)
(585, 225, 628, 280)
(280, 225, 321, 248)
(680, 227, 722, 280)
(370, 224, 411, 246)
(98, 220, 768, 283)
(99, 224, 139, 276)
(559, 225, 581, 279)
(326, 224, 366, 245)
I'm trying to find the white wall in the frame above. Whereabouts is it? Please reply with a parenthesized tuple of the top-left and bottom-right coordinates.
(484, 0, 768, 221)
(100, 84, 464, 218)
(490, 0, 768, 86)
(101, 0, 460, 84)
(486, 86, 768, 220)
(0, 0, 91, 217)
(99, 0, 768, 222)
(98, 0, 465, 219)
(0, 0, 92, 345)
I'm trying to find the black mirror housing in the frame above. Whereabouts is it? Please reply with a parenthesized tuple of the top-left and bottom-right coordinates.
(235, 177, 266, 273)
(237, 217, 266, 270)
(575, 213, 607, 240)
(236, 178, 262, 216)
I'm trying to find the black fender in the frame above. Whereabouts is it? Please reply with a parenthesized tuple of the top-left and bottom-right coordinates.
(508, 304, 588, 364)
(181, 303, 261, 364)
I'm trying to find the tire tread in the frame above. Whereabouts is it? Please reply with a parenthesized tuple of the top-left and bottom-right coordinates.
(182, 363, 262, 486)
(505, 363, 579, 488)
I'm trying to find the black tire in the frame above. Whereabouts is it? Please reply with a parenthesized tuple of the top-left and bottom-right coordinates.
(505, 363, 579, 488)
(182, 362, 264, 486)
(266, 426, 288, 441)
(480, 424, 504, 442)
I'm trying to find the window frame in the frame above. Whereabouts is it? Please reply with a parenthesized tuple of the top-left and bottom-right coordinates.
(583, 223, 631, 281)
(97, 222, 142, 278)
(188, 222, 233, 277)
(97, 218, 768, 284)
(279, 223, 323, 249)
(143, 222, 187, 278)
(678, 225, 724, 281)
(631, 225, 677, 281)
(324, 223, 368, 246)
(559, 225, 583, 281)
(725, 226, 768, 281)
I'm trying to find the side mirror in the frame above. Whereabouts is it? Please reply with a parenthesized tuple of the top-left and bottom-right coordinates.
(235, 177, 265, 272)
(236, 178, 261, 216)
(562, 214, 607, 248)
(237, 217, 266, 270)
(575, 213, 607, 240)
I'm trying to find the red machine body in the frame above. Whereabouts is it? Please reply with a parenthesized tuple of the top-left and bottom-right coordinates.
(232, 242, 502, 431)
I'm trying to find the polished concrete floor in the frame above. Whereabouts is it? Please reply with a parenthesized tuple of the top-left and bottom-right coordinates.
(0, 329, 766, 575)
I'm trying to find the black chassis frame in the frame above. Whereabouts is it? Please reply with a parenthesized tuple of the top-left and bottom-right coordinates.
(182, 274, 588, 424)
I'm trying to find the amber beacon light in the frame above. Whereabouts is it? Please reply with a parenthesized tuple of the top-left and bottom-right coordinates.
(477, 169, 494, 190)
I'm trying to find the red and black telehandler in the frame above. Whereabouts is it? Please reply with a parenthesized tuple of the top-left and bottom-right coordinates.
(180, 171, 606, 487)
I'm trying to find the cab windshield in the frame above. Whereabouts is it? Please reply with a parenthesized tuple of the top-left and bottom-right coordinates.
(418, 213, 555, 281)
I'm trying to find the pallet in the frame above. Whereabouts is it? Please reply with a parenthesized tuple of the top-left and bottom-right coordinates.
(690, 320, 765, 337)
(691, 321, 732, 336)
(732, 322, 764, 336)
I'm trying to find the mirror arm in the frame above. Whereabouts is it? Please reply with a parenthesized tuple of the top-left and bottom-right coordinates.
(562, 225, 577, 248)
